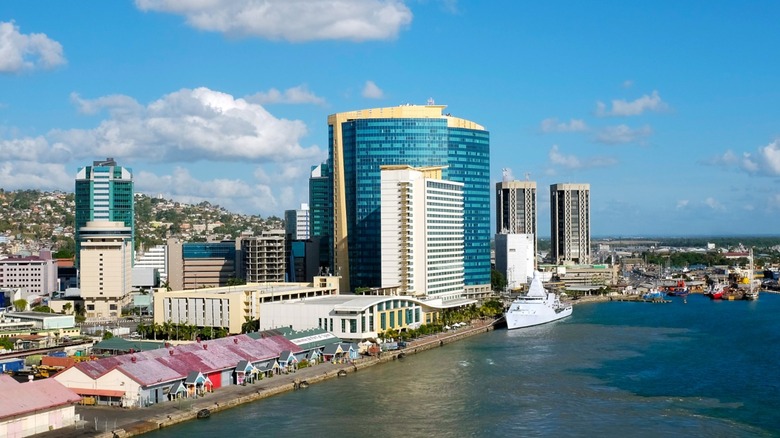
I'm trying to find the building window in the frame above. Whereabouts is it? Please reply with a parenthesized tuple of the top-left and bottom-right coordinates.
(390, 312, 395, 328)
(350, 319, 357, 333)
(369, 315, 374, 332)
(341, 319, 346, 333)
(380, 313, 386, 330)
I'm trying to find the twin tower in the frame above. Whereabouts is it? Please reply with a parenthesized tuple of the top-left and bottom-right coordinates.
(496, 179, 591, 286)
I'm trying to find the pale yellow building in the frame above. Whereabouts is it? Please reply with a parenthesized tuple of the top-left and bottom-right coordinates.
(79, 221, 132, 319)
(153, 276, 341, 334)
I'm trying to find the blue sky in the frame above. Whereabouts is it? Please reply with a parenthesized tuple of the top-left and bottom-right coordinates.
(1, 1, 779, 237)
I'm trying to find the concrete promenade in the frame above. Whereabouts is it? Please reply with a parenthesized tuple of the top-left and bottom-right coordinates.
(39, 318, 499, 438)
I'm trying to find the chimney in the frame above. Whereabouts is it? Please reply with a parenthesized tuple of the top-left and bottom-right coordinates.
(233, 338, 238, 344)
(169, 349, 174, 356)
(203, 344, 208, 350)
(131, 356, 136, 363)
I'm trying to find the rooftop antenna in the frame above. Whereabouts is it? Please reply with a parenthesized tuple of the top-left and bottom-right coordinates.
(525, 172, 531, 181)
(427, 97, 435, 105)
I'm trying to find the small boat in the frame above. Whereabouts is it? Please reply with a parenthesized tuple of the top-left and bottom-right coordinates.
(743, 248, 759, 301)
(642, 288, 665, 301)
(197, 409, 211, 419)
(504, 271, 572, 330)
(337, 369, 347, 377)
(666, 280, 689, 297)
(704, 281, 728, 300)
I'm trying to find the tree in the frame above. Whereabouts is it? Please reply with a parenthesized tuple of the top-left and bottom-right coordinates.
(102, 331, 114, 340)
(32, 305, 54, 313)
(62, 302, 73, 314)
(13, 299, 27, 312)
(491, 269, 507, 292)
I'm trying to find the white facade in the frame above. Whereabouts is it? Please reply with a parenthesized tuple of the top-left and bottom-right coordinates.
(380, 166, 464, 301)
(495, 233, 535, 289)
(79, 221, 133, 318)
(135, 244, 167, 283)
(285, 203, 310, 240)
(0, 254, 57, 295)
(258, 295, 435, 341)
(54, 366, 141, 407)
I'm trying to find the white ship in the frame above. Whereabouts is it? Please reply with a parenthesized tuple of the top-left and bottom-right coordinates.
(505, 271, 572, 330)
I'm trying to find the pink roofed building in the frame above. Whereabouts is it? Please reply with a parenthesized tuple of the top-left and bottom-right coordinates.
(0, 374, 82, 437)
(55, 333, 301, 408)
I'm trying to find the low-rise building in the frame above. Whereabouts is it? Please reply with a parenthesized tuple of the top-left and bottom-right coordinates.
(153, 276, 341, 334)
(0, 374, 82, 437)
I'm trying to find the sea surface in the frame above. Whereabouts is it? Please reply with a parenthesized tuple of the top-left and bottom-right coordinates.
(145, 293, 780, 437)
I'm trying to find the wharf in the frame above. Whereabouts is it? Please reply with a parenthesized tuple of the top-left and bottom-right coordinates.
(609, 295, 672, 304)
(41, 318, 500, 438)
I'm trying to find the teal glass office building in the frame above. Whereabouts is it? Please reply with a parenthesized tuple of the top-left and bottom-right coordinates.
(75, 158, 134, 267)
(327, 105, 490, 291)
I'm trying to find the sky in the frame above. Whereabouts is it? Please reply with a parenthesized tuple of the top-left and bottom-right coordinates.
(1, 1, 779, 238)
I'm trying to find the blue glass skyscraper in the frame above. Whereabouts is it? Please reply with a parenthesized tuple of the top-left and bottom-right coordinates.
(325, 105, 490, 292)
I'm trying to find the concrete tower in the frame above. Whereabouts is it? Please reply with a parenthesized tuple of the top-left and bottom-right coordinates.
(550, 183, 591, 264)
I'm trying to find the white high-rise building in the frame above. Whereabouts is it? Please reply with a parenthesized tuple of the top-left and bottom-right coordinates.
(285, 204, 310, 240)
(79, 221, 133, 319)
(134, 244, 168, 283)
(495, 233, 535, 289)
(380, 165, 464, 301)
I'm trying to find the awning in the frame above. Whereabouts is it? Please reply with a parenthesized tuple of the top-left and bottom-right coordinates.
(72, 388, 125, 397)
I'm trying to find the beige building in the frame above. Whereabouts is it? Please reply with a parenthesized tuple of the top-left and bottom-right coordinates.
(550, 183, 591, 265)
(153, 276, 341, 334)
(167, 238, 239, 290)
(496, 177, 537, 258)
(79, 221, 132, 319)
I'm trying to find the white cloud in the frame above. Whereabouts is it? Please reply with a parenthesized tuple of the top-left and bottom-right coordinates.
(703, 197, 726, 211)
(676, 200, 689, 209)
(70, 92, 144, 116)
(548, 144, 617, 170)
(134, 0, 413, 42)
(622, 80, 634, 89)
(713, 140, 780, 176)
(362, 80, 384, 99)
(0, 21, 66, 73)
(47, 87, 323, 163)
(596, 91, 668, 117)
(135, 168, 280, 215)
(244, 85, 326, 105)
(0, 161, 71, 191)
(595, 124, 652, 144)
(540, 118, 587, 133)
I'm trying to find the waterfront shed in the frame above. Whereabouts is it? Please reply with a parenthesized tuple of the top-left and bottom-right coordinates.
(0, 374, 82, 437)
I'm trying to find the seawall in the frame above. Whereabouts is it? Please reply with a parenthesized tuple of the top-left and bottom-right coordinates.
(85, 319, 499, 438)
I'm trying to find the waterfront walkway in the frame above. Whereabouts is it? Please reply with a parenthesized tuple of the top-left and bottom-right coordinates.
(39, 318, 499, 438)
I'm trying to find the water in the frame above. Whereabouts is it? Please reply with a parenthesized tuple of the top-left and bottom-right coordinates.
(146, 294, 780, 437)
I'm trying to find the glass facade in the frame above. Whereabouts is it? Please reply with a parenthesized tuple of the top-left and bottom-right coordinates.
(74, 160, 134, 268)
(331, 115, 490, 289)
(309, 161, 333, 272)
